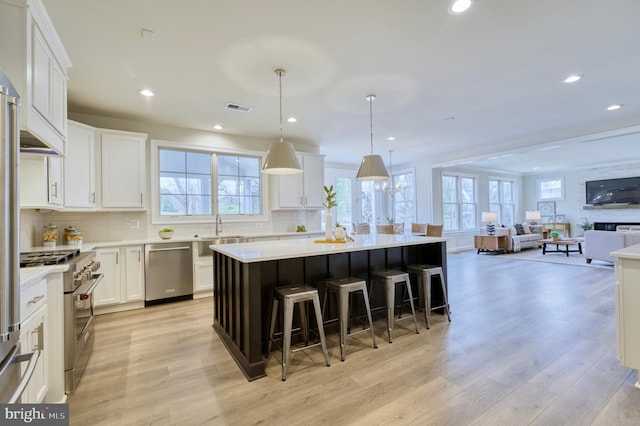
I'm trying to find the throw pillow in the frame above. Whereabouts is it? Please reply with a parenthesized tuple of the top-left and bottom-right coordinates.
(514, 224, 525, 235)
(522, 224, 532, 234)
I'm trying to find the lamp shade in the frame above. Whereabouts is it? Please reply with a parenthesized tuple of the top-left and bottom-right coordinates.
(525, 210, 541, 221)
(356, 154, 389, 181)
(261, 141, 303, 175)
(481, 211, 498, 223)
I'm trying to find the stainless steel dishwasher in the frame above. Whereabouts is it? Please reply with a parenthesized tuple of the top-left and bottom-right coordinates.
(145, 242, 193, 305)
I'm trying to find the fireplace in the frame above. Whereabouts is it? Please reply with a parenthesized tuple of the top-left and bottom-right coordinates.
(593, 222, 640, 231)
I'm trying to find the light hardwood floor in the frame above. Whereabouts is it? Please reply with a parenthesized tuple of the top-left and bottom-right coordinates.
(67, 251, 640, 425)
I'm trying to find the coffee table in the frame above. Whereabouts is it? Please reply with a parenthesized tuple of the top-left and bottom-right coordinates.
(539, 238, 583, 257)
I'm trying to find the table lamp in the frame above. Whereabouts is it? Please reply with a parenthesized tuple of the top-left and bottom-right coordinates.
(481, 211, 498, 235)
(525, 210, 541, 225)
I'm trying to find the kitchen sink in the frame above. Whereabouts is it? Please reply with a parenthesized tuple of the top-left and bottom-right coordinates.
(197, 236, 247, 256)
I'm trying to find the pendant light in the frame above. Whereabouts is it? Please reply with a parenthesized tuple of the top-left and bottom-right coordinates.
(261, 68, 303, 175)
(356, 94, 389, 181)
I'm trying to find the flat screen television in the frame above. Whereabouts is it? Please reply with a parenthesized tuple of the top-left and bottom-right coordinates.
(585, 176, 640, 205)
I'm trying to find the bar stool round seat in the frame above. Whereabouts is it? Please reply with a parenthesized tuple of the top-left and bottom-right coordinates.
(370, 269, 420, 343)
(322, 277, 377, 361)
(406, 264, 451, 329)
(267, 285, 331, 381)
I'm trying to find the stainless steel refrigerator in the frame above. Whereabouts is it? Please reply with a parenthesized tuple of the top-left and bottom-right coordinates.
(0, 67, 40, 403)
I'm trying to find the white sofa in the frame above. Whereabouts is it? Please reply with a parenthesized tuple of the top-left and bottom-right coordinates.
(493, 224, 544, 252)
(584, 228, 640, 264)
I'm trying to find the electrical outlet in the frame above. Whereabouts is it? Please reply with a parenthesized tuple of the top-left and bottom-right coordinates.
(128, 219, 139, 229)
(255, 223, 264, 228)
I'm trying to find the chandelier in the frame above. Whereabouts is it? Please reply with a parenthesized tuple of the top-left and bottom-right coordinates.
(375, 150, 407, 196)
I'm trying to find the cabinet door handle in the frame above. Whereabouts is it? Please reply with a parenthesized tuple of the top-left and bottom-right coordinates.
(140, 193, 143, 204)
(116, 252, 119, 264)
(52, 182, 58, 198)
(91, 192, 96, 203)
(27, 295, 45, 305)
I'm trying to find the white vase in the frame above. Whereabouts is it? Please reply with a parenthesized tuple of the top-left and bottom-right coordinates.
(334, 226, 346, 240)
(325, 209, 333, 240)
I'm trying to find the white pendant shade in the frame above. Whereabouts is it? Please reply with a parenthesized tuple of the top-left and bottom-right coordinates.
(356, 154, 389, 181)
(260, 68, 303, 175)
(356, 93, 390, 181)
(261, 141, 303, 175)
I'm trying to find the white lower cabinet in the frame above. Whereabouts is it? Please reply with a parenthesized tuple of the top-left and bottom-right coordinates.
(193, 241, 213, 298)
(19, 277, 48, 403)
(95, 245, 145, 313)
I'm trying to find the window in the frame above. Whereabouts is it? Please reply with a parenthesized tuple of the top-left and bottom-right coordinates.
(217, 155, 261, 215)
(159, 149, 212, 216)
(359, 181, 378, 225)
(536, 177, 564, 200)
(489, 178, 514, 225)
(334, 177, 353, 231)
(357, 169, 415, 228)
(153, 142, 264, 223)
(391, 170, 415, 228)
(442, 174, 477, 231)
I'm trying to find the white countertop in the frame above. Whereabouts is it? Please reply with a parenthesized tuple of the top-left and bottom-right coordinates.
(20, 264, 69, 287)
(611, 243, 640, 260)
(210, 234, 445, 263)
(83, 230, 325, 248)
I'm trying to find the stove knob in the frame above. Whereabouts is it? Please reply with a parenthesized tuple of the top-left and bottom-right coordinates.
(73, 275, 84, 287)
(91, 260, 101, 272)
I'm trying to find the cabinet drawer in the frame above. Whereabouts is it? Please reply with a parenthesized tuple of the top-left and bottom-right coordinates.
(20, 278, 47, 321)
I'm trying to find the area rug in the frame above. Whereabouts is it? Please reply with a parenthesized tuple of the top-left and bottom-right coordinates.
(499, 247, 614, 270)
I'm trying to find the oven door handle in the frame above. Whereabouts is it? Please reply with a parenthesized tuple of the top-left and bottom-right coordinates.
(75, 273, 104, 300)
(7, 349, 40, 404)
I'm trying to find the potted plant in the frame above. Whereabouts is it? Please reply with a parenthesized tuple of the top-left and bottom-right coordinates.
(579, 219, 593, 231)
(158, 227, 174, 239)
(323, 185, 337, 240)
(334, 222, 346, 240)
(549, 230, 560, 242)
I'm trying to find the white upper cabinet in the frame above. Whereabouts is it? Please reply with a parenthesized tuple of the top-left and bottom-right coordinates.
(270, 154, 325, 209)
(0, 0, 71, 155)
(99, 130, 147, 209)
(20, 153, 63, 208)
(64, 121, 96, 209)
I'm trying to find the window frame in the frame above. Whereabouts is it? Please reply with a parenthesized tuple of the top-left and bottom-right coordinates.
(442, 172, 477, 232)
(150, 139, 269, 225)
(489, 177, 515, 225)
(391, 166, 416, 229)
(536, 176, 565, 201)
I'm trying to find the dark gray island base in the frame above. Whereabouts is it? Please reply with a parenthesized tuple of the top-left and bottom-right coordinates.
(211, 236, 447, 380)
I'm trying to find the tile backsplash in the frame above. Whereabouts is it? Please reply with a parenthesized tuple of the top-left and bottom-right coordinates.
(20, 209, 322, 249)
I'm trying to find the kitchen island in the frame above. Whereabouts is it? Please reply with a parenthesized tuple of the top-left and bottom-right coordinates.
(210, 234, 447, 380)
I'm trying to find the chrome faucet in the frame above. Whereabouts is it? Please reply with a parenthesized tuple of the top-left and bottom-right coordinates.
(215, 214, 223, 236)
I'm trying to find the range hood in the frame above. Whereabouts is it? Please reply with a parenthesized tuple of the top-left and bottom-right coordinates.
(19, 131, 59, 155)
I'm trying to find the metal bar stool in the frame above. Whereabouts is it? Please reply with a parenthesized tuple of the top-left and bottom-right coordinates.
(267, 285, 331, 380)
(370, 269, 420, 343)
(406, 264, 451, 328)
(322, 277, 378, 361)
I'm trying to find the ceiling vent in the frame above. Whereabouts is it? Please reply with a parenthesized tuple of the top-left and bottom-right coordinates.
(224, 103, 253, 112)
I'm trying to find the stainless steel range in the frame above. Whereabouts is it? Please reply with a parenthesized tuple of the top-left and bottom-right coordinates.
(20, 249, 103, 394)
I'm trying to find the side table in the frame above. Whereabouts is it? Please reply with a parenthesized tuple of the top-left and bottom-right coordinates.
(474, 235, 508, 254)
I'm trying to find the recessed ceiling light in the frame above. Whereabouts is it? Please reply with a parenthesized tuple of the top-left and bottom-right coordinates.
(387, 136, 396, 141)
(564, 74, 582, 83)
(139, 89, 154, 97)
(287, 117, 297, 123)
(532, 166, 540, 170)
(213, 124, 223, 130)
(448, 0, 474, 15)
(536, 145, 562, 151)
(607, 104, 623, 111)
